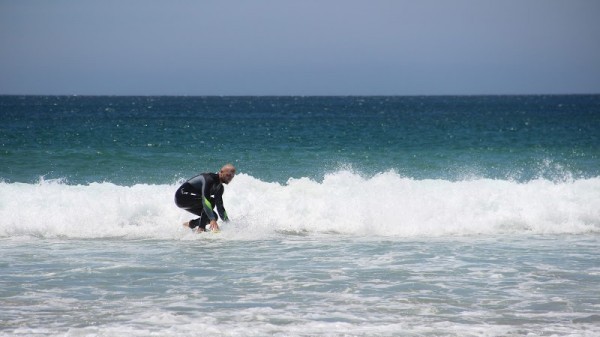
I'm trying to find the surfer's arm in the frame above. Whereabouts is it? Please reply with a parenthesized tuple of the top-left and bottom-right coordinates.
(201, 196, 217, 221)
(216, 202, 229, 222)
(206, 185, 221, 231)
(215, 187, 229, 222)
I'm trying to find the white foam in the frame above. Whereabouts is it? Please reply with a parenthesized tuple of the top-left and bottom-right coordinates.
(1, 171, 599, 239)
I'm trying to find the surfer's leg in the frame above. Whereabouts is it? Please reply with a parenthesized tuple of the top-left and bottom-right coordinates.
(175, 185, 205, 215)
(176, 185, 211, 232)
(175, 188, 206, 230)
(188, 211, 210, 232)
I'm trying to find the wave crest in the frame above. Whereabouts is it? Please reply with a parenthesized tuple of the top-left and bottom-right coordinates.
(1, 171, 599, 239)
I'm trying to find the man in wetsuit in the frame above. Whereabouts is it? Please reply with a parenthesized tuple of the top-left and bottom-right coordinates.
(174, 164, 236, 232)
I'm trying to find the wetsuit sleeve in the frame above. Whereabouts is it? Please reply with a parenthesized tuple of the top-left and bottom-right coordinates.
(214, 185, 229, 222)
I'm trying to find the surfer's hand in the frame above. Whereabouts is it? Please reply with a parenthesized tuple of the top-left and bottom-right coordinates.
(209, 220, 219, 231)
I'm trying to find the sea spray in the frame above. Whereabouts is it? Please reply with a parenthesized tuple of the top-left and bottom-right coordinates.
(1, 171, 598, 239)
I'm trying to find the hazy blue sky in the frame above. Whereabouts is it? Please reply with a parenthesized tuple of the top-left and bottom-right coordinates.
(1, 0, 599, 95)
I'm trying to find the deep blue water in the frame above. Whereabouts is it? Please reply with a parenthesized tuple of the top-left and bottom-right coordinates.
(2, 95, 599, 184)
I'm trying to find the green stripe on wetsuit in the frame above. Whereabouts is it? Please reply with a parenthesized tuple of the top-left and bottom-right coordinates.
(202, 197, 217, 221)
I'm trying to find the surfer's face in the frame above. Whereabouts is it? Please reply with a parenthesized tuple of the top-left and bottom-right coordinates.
(220, 168, 235, 184)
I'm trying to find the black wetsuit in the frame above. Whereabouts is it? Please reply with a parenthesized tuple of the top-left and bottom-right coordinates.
(174, 173, 229, 230)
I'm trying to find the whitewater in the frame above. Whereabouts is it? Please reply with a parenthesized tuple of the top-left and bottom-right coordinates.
(3, 173, 599, 336)
(1, 171, 598, 239)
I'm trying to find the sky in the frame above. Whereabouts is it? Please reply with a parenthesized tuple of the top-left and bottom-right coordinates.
(1, 0, 599, 96)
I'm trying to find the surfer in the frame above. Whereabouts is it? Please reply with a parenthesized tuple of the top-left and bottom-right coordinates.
(174, 164, 236, 232)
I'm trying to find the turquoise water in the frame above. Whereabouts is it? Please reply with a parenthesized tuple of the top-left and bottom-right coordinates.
(2, 95, 599, 184)
(1, 95, 600, 336)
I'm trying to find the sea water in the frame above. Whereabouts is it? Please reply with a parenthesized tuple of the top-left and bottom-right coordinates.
(1, 95, 599, 336)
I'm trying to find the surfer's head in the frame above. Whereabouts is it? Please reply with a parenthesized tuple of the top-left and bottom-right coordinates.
(219, 164, 236, 184)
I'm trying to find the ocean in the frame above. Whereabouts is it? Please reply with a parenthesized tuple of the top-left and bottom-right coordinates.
(1, 95, 599, 336)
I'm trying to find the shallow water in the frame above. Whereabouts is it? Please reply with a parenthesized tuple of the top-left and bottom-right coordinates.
(1, 234, 599, 336)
